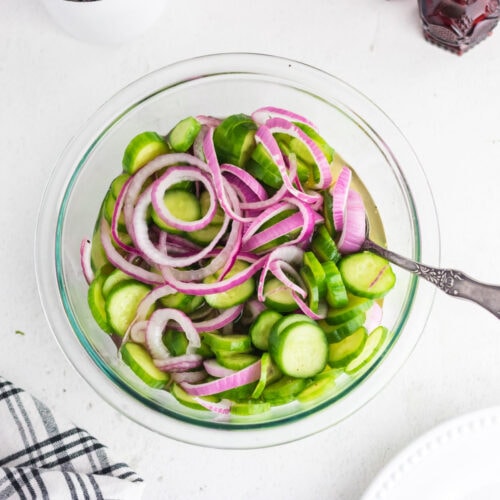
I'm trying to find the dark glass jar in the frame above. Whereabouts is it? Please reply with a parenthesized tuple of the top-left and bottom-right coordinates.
(419, 0, 500, 53)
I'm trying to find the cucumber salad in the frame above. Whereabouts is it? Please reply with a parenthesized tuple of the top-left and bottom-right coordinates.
(81, 107, 396, 417)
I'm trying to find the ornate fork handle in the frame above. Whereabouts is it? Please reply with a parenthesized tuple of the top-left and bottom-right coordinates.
(363, 239, 500, 319)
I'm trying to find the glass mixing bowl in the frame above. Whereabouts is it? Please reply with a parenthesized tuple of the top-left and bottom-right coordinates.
(35, 53, 439, 449)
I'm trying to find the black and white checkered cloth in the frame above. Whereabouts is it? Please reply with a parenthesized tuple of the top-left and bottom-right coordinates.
(0, 377, 144, 499)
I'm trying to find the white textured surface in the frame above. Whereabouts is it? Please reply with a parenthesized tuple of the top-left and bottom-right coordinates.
(1, 1, 499, 499)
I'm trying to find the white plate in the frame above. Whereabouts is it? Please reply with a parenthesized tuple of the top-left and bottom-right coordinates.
(361, 407, 500, 500)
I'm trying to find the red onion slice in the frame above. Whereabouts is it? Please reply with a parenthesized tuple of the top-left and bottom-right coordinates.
(337, 189, 367, 254)
(100, 218, 163, 285)
(146, 308, 201, 360)
(154, 354, 203, 372)
(180, 359, 261, 396)
(203, 128, 254, 223)
(264, 117, 333, 190)
(251, 106, 319, 131)
(133, 185, 231, 269)
(203, 359, 236, 378)
(80, 238, 94, 284)
(254, 125, 321, 205)
(332, 166, 352, 232)
(192, 304, 244, 333)
(151, 166, 217, 232)
(192, 397, 231, 415)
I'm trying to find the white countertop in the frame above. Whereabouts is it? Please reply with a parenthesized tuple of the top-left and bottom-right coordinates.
(1, 1, 499, 499)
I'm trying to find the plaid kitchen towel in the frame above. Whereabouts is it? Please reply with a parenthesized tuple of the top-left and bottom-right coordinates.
(0, 377, 145, 500)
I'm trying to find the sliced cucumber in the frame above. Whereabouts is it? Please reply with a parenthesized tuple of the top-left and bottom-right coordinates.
(160, 292, 204, 313)
(263, 277, 298, 313)
(322, 261, 348, 308)
(271, 313, 316, 338)
(110, 172, 131, 199)
(297, 374, 336, 403)
(187, 223, 222, 245)
(102, 268, 130, 298)
(231, 401, 271, 416)
(87, 272, 113, 333)
(90, 221, 110, 273)
(251, 352, 273, 399)
(303, 251, 326, 297)
(216, 352, 259, 371)
(166, 116, 201, 152)
(250, 310, 283, 351)
(345, 326, 388, 374)
(213, 114, 257, 167)
(202, 332, 252, 353)
(163, 329, 188, 356)
(105, 280, 151, 336)
(203, 260, 255, 309)
(151, 189, 201, 234)
(325, 294, 373, 325)
(199, 190, 225, 226)
(299, 266, 320, 314)
(322, 190, 336, 237)
(328, 326, 368, 368)
(310, 225, 341, 263)
(171, 383, 220, 411)
(122, 131, 170, 174)
(121, 342, 169, 389)
(269, 320, 328, 378)
(262, 376, 308, 404)
(339, 252, 396, 299)
(318, 311, 366, 343)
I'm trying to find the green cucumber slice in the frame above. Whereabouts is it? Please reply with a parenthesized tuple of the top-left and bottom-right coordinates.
(310, 225, 341, 263)
(122, 131, 170, 174)
(213, 114, 257, 167)
(187, 223, 222, 245)
(328, 326, 368, 368)
(121, 342, 169, 389)
(102, 268, 130, 298)
(269, 320, 328, 378)
(297, 374, 336, 403)
(87, 272, 113, 333)
(90, 221, 110, 273)
(322, 190, 336, 237)
(110, 172, 131, 199)
(250, 352, 272, 399)
(166, 116, 201, 152)
(271, 314, 316, 338)
(199, 190, 225, 226)
(322, 261, 349, 308)
(262, 376, 308, 403)
(250, 310, 283, 351)
(202, 333, 252, 353)
(231, 401, 271, 416)
(203, 260, 255, 309)
(263, 277, 298, 313)
(171, 383, 220, 411)
(151, 189, 201, 234)
(345, 326, 388, 374)
(299, 266, 320, 314)
(105, 280, 151, 336)
(216, 353, 259, 371)
(318, 312, 366, 343)
(303, 251, 327, 297)
(325, 294, 373, 325)
(339, 252, 396, 299)
(163, 329, 188, 356)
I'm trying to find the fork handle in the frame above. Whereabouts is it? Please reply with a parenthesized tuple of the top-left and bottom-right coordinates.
(363, 239, 500, 319)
